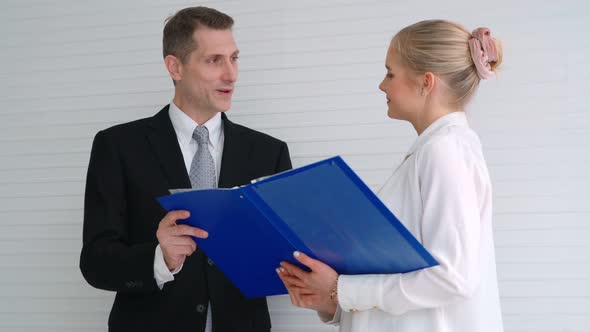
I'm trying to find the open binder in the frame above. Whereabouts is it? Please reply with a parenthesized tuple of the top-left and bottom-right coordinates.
(157, 156, 438, 298)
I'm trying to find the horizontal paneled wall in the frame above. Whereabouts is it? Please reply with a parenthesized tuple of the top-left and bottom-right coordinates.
(1, 0, 588, 331)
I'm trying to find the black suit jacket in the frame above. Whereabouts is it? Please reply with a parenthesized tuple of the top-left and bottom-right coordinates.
(80, 105, 292, 332)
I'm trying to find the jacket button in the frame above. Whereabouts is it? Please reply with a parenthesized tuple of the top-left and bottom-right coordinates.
(125, 281, 137, 288)
(207, 258, 214, 266)
(125, 280, 143, 288)
(196, 304, 206, 313)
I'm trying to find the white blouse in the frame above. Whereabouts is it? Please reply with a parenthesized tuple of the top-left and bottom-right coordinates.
(321, 112, 504, 332)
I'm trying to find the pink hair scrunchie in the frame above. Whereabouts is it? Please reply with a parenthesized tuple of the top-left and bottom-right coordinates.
(469, 27, 498, 80)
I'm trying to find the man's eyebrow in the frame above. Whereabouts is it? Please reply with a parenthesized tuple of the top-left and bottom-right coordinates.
(202, 50, 240, 57)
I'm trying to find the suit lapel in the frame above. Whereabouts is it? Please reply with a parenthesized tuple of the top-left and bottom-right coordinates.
(146, 105, 192, 190)
(219, 113, 251, 188)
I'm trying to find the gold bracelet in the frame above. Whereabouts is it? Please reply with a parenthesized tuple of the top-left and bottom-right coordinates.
(329, 276, 339, 304)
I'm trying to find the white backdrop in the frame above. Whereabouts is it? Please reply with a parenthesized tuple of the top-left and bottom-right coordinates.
(1, 0, 589, 331)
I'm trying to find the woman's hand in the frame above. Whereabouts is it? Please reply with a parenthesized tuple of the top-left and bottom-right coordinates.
(276, 251, 339, 316)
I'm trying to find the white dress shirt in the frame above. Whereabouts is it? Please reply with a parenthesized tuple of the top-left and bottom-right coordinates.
(153, 102, 224, 332)
(321, 112, 503, 332)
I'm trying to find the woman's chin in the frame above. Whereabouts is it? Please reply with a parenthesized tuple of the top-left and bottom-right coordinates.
(387, 108, 399, 119)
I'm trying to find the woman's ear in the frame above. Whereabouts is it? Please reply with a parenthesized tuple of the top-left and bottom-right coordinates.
(421, 72, 435, 96)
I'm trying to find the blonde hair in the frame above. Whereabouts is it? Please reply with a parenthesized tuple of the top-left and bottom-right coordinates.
(392, 20, 503, 106)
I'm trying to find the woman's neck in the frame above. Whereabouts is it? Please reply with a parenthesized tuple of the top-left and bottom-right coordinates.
(411, 103, 462, 135)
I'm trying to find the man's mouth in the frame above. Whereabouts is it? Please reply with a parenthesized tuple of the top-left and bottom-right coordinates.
(217, 88, 233, 96)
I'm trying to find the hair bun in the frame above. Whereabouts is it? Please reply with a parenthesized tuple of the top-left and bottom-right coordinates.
(469, 27, 498, 80)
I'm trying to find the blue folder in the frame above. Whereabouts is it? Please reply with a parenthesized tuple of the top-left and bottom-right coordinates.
(157, 156, 438, 298)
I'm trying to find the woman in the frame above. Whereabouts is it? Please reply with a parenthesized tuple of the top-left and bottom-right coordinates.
(276, 20, 504, 332)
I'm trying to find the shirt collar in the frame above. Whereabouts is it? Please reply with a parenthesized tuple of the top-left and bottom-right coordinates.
(406, 111, 470, 156)
(168, 101, 223, 150)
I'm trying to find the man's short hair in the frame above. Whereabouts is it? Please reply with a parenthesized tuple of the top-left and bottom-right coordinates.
(163, 6, 234, 63)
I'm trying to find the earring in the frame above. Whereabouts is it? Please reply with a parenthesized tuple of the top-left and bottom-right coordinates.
(420, 89, 425, 96)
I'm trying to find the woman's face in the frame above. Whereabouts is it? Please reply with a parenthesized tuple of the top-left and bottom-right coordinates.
(378, 45, 423, 121)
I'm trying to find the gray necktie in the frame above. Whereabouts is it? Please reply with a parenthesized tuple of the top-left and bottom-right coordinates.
(190, 126, 217, 189)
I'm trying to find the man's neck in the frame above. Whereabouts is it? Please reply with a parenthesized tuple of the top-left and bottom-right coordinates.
(172, 96, 218, 126)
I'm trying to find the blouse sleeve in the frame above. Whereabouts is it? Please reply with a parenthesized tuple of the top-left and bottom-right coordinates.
(337, 136, 484, 316)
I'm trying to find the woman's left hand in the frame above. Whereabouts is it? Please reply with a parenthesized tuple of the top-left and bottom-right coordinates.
(276, 251, 339, 316)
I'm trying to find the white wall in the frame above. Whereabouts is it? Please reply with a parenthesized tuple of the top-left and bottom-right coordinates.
(1, 0, 589, 331)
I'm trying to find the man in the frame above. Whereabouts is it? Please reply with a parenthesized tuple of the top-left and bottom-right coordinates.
(80, 6, 292, 332)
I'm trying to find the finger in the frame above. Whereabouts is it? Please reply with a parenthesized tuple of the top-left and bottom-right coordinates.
(165, 236, 198, 250)
(293, 251, 320, 270)
(276, 265, 294, 277)
(276, 269, 292, 290)
(287, 290, 301, 307)
(287, 286, 306, 307)
(165, 245, 196, 257)
(173, 224, 208, 238)
(287, 285, 315, 296)
(276, 268, 306, 288)
(280, 261, 308, 281)
(289, 286, 315, 296)
(279, 274, 307, 288)
(276, 268, 309, 294)
(161, 210, 190, 226)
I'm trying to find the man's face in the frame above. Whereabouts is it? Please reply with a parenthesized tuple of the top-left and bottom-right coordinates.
(176, 27, 239, 114)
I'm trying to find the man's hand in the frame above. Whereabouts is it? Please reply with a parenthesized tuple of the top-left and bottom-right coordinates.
(156, 210, 209, 271)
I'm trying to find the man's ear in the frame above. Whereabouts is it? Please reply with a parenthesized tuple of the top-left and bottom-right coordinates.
(164, 55, 183, 83)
